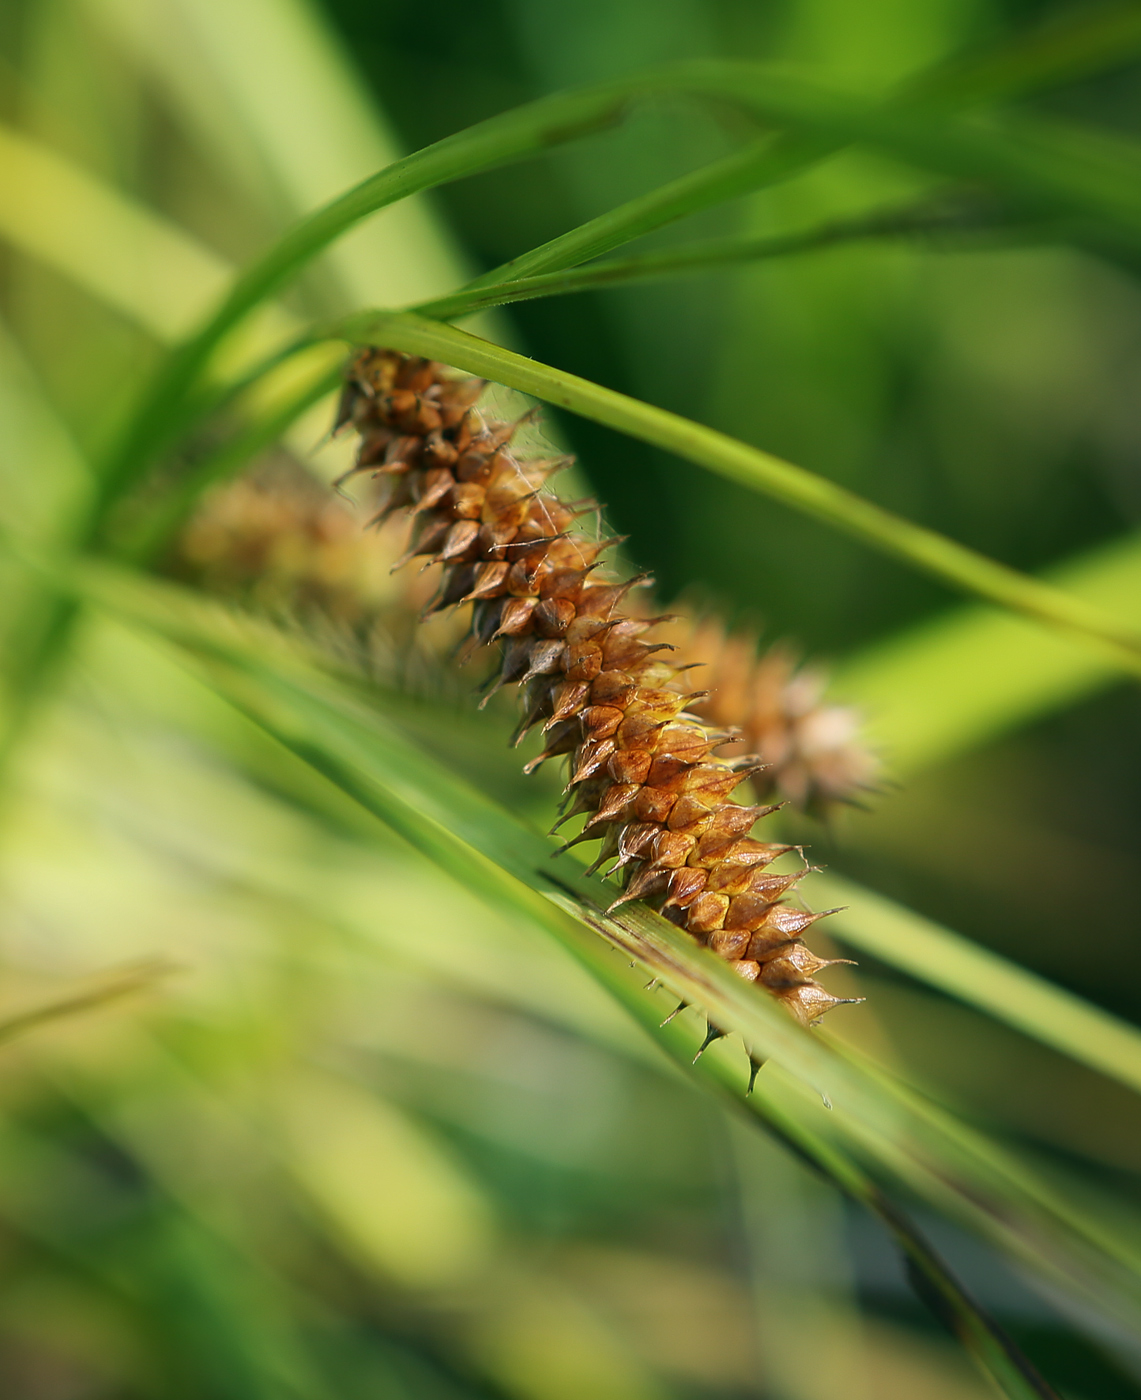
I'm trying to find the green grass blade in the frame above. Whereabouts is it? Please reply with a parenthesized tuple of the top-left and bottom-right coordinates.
(411, 194, 1035, 320)
(86, 62, 816, 514)
(96, 22, 1141, 520)
(809, 872, 1141, 1098)
(703, 81, 1141, 251)
(836, 528, 1141, 774)
(89, 0, 465, 308)
(338, 312, 1141, 679)
(912, 0, 1141, 106)
(453, 10, 1141, 299)
(696, 1060, 1061, 1400)
(458, 132, 836, 291)
(40, 561, 1141, 1330)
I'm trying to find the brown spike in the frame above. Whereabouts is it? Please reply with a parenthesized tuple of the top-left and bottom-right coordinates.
(494, 598, 538, 638)
(325, 350, 858, 1032)
(463, 561, 511, 601)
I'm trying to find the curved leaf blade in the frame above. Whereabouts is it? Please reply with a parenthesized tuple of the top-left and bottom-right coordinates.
(339, 312, 1141, 680)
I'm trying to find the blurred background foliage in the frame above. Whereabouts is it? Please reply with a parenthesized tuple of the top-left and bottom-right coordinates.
(1, 0, 1141, 1397)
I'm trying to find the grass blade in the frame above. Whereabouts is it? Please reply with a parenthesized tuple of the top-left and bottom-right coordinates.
(89, 0, 465, 308)
(458, 132, 836, 291)
(913, 1, 1141, 106)
(690, 1054, 1061, 1400)
(411, 193, 1035, 320)
(0, 121, 240, 343)
(809, 872, 1141, 1098)
(454, 10, 1141, 297)
(38, 559, 1141, 1333)
(338, 312, 1141, 680)
(836, 528, 1141, 773)
(87, 62, 824, 514)
(94, 15, 1141, 518)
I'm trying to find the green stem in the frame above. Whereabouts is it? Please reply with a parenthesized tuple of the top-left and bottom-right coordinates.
(412, 194, 1028, 320)
(121, 195, 1011, 564)
(450, 8, 1141, 298)
(0, 961, 173, 1048)
(338, 311, 1141, 678)
(460, 131, 836, 291)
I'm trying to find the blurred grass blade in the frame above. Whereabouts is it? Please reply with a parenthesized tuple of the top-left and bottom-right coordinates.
(0, 960, 173, 1048)
(836, 528, 1141, 774)
(690, 1051, 1061, 1400)
(89, 62, 807, 510)
(339, 312, 1141, 679)
(808, 872, 1141, 1098)
(0, 131, 345, 527)
(0, 313, 92, 540)
(0, 120, 299, 372)
(717, 80, 1141, 253)
(87, 0, 465, 307)
(0, 121, 238, 342)
(914, 1, 1141, 106)
(43, 560, 1141, 1331)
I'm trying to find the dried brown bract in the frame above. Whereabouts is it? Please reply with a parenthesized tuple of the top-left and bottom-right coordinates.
(333, 348, 861, 1034)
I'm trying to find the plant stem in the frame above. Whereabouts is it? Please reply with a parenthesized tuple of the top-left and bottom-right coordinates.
(340, 312, 1141, 679)
(460, 131, 836, 291)
(411, 194, 1030, 319)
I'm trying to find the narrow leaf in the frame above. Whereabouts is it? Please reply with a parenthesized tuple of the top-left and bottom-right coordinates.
(810, 872, 1141, 1099)
(338, 312, 1141, 680)
(411, 194, 1038, 321)
(47, 558, 1141, 1338)
(835, 528, 1141, 773)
